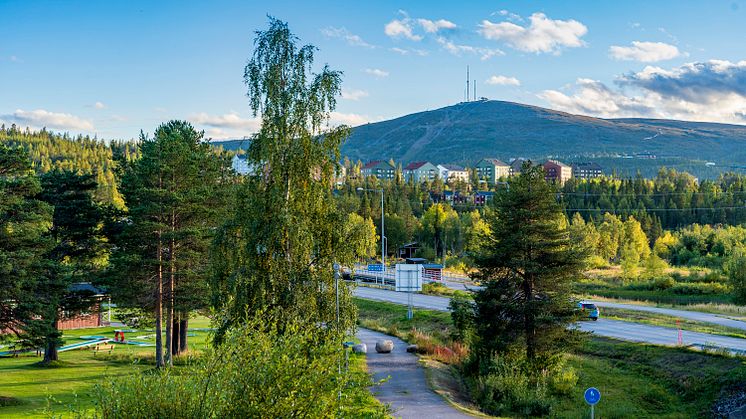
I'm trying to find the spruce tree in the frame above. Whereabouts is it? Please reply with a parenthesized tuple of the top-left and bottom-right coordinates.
(471, 164, 585, 374)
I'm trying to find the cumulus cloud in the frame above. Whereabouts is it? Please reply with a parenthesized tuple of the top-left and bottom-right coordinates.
(384, 18, 422, 41)
(436, 37, 503, 60)
(365, 68, 389, 78)
(329, 111, 372, 127)
(1, 109, 94, 131)
(94, 101, 106, 109)
(417, 18, 457, 33)
(539, 60, 746, 124)
(479, 12, 588, 54)
(320, 27, 375, 48)
(190, 112, 261, 131)
(341, 89, 369, 101)
(486, 75, 521, 86)
(609, 41, 681, 62)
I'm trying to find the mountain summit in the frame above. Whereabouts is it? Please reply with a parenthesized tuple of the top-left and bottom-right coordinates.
(340, 100, 746, 165)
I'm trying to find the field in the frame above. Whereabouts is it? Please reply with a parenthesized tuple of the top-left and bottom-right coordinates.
(0, 318, 213, 417)
(355, 298, 746, 418)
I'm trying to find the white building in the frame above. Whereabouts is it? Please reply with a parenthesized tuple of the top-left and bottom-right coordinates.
(437, 164, 469, 183)
(231, 154, 254, 175)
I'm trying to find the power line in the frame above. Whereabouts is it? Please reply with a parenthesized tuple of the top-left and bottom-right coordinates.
(563, 206, 746, 213)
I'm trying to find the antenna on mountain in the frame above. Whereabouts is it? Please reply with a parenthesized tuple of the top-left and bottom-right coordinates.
(466, 65, 470, 102)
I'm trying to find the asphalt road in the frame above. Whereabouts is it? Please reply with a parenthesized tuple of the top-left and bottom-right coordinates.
(588, 300, 746, 331)
(357, 328, 473, 419)
(353, 287, 746, 353)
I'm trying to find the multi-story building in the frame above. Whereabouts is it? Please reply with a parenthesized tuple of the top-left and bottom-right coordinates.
(437, 164, 469, 183)
(543, 160, 572, 184)
(509, 158, 530, 176)
(571, 162, 603, 179)
(361, 160, 395, 180)
(475, 158, 510, 185)
(403, 161, 438, 183)
(231, 154, 254, 175)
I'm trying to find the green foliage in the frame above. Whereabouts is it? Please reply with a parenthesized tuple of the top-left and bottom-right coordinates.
(0, 125, 136, 208)
(726, 253, 746, 304)
(212, 18, 361, 337)
(468, 356, 551, 417)
(94, 314, 387, 418)
(448, 292, 475, 342)
(0, 144, 52, 343)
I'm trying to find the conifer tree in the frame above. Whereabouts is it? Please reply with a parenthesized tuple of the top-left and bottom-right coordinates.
(471, 164, 585, 374)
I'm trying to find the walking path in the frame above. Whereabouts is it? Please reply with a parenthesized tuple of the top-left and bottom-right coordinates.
(356, 328, 473, 419)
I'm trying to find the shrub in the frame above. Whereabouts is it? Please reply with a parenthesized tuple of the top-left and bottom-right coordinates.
(95, 314, 388, 418)
(670, 282, 730, 295)
(468, 357, 551, 417)
(449, 293, 475, 342)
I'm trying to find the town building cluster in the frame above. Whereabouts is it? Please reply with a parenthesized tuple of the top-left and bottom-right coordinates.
(232, 154, 604, 187)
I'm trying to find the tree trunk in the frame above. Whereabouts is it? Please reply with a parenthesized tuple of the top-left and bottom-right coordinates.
(179, 317, 188, 353)
(165, 210, 176, 366)
(171, 314, 181, 356)
(43, 339, 58, 363)
(523, 276, 536, 361)
(155, 231, 164, 368)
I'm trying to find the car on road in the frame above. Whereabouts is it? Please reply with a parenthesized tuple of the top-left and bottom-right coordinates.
(578, 302, 600, 321)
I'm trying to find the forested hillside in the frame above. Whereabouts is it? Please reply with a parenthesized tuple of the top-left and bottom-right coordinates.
(0, 125, 137, 207)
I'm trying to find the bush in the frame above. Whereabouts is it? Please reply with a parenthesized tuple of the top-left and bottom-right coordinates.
(95, 314, 387, 418)
(449, 292, 475, 342)
(670, 282, 730, 295)
(468, 357, 551, 417)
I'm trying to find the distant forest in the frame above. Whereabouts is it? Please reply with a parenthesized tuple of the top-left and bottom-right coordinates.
(0, 125, 138, 208)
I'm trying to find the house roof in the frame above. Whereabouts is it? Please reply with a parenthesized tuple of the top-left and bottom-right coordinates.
(363, 160, 394, 170)
(404, 161, 434, 170)
(441, 164, 466, 171)
(571, 162, 603, 170)
(479, 158, 509, 167)
(510, 158, 529, 170)
(69, 282, 106, 296)
(545, 159, 570, 168)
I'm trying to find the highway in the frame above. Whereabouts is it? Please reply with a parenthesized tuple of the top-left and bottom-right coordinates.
(353, 287, 746, 353)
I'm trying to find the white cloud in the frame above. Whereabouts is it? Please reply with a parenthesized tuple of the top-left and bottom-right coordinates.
(94, 101, 106, 109)
(479, 12, 588, 54)
(190, 112, 261, 131)
(9, 55, 19, 62)
(320, 27, 375, 48)
(1, 109, 94, 131)
(384, 19, 422, 41)
(486, 75, 521, 86)
(365, 68, 389, 78)
(539, 60, 746, 124)
(417, 18, 457, 33)
(436, 37, 503, 60)
(389, 47, 428, 56)
(496, 10, 523, 22)
(609, 41, 681, 62)
(329, 111, 372, 127)
(341, 89, 369, 101)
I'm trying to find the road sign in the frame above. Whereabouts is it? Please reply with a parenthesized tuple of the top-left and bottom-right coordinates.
(367, 264, 384, 272)
(584, 387, 601, 405)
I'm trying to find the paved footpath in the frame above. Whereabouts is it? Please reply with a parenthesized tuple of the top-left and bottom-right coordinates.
(356, 328, 473, 419)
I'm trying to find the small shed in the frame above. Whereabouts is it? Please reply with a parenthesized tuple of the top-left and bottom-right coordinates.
(398, 242, 420, 259)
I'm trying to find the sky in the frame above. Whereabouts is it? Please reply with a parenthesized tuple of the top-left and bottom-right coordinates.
(1, 0, 746, 140)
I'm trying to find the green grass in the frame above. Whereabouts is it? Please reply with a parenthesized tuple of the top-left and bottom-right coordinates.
(355, 298, 746, 418)
(0, 318, 214, 417)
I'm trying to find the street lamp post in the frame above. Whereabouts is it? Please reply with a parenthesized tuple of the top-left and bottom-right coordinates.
(356, 187, 385, 284)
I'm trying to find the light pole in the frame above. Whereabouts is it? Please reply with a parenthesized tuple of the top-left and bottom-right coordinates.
(356, 187, 385, 283)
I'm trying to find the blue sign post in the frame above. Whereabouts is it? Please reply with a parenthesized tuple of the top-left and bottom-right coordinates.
(367, 264, 383, 272)
(584, 387, 601, 419)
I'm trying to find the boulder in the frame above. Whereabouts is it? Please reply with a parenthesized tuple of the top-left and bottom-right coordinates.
(406, 344, 419, 353)
(352, 343, 367, 354)
(375, 339, 394, 353)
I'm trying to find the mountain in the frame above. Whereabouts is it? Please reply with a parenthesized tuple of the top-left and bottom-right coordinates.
(340, 100, 746, 170)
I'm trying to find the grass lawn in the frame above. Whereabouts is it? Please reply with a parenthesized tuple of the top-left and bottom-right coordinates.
(0, 318, 214, 417)
(355, 298, 746, 418)
(601, 307, 746, 339)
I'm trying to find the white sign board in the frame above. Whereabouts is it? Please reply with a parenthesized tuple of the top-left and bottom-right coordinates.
(395, 264, 422, 292)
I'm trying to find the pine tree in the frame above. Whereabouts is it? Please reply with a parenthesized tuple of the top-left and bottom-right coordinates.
(471, 164, 585, 374)
(0, 145, 52, 345)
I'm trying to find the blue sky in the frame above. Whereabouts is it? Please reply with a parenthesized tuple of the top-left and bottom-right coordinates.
(1, 0, 745, 140)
